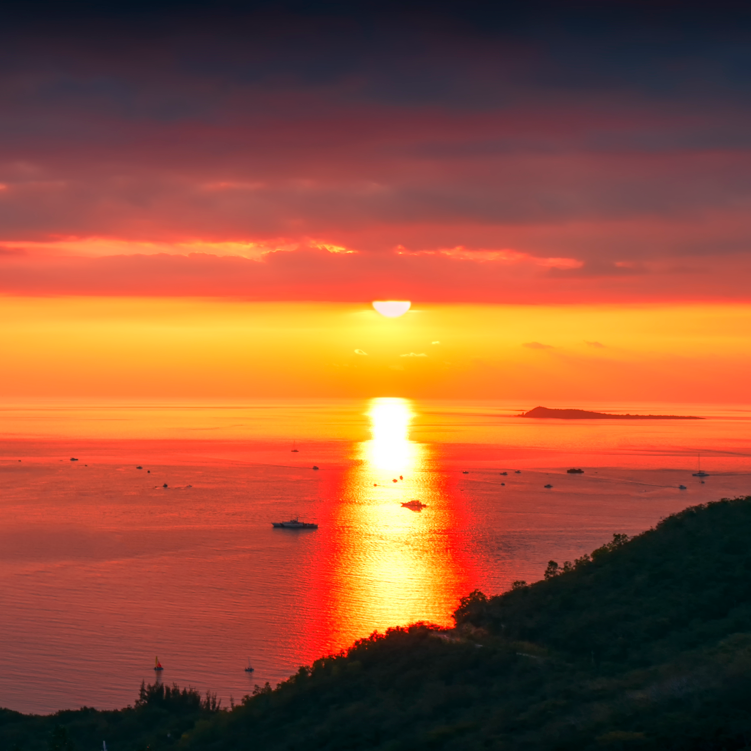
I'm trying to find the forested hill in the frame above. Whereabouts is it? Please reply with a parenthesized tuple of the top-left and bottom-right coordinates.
(4, 498, 751, 751)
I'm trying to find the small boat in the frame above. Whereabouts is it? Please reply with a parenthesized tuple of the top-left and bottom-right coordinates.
(500, 471, 508, 476)
(544, 484, 553, 489)
(567, 468, 584, 474)
(515, 470, 521, 474)
(401, 500, 427, 510)
(679, 485, 687, 490)
(462, 471, 469, 474)
(312, 466, 319, 471)
(291, 441, 299, 453)
(692, 454, 709, 477)
(272, 517, 318, 529)
(244, 658, 254, 673)
(154, 657, 164, 671)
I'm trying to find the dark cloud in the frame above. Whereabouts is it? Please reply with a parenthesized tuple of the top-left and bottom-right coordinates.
(1, 0, 751, 299)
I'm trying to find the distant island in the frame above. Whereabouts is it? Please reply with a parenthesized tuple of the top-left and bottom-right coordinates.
(521, 405, 703, 420)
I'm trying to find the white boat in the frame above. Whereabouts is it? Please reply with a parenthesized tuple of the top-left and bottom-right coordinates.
(272, 518, 318, 529)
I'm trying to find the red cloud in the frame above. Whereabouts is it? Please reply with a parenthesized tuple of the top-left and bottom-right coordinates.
(2, 247, 751, 303)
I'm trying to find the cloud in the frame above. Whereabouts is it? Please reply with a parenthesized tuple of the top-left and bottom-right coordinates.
(400, 352, 428, 357)
(354, 349, 368, 355)
(3, 248, 751, 303)
(585, 341, 606, 348)
(0, 4, 751, 302)
(523, 342, 553, 350)
(432, 340, 440, 344)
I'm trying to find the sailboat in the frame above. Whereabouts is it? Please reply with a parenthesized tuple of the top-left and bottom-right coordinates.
(692, 454, 709, 478)
(245, 658, 255, 673)
(154, 657, 164, 671)
(291, 441, 299, 453)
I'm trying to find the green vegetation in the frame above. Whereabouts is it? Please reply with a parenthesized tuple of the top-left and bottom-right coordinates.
(4, 497, 751, 750)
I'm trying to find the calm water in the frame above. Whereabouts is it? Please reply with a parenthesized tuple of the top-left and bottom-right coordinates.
(1, 399, 751, 714)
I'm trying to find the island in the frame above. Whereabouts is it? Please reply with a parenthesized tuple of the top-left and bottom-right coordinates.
(520, 405, 703, 420)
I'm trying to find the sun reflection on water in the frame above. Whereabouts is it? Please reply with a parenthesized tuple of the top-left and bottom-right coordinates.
(309, 398, 474, 657)
(365, 397, 420, 476)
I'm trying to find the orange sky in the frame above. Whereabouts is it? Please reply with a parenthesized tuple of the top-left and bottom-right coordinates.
(2, 297, 750, 403)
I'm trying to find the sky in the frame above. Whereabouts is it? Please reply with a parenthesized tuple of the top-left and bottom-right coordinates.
(2, 0, 751, 401)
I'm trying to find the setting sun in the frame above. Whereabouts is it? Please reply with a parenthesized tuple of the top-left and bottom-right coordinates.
(372, 301, 411, 318)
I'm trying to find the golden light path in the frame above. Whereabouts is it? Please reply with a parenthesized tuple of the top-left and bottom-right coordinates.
(366, 398, 418, 474)
(313, 398, 472, 655)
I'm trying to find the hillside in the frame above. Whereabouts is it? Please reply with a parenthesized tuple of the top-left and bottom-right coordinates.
(3, 498, 751, 750)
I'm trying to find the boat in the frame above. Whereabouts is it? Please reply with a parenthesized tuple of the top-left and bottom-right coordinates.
(244, 658, 254, 673)
(544, 484, 553, 489)
(692, 454, 709, 477)
(679, 485, 687, 490)
(154, 657, 163, 671)
(567, 468, 584, 474)
(401, 500, 427, 510)
(272, 517, 318, 529)
(291, 441, 299, 453)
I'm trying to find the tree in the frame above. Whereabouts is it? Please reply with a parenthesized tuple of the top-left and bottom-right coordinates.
(453, 590, 488, 625)
(49, 725, 75, 751)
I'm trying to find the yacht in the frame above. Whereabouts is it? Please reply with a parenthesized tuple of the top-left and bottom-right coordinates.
(272, 518, 318, 529)
(692, 454, 709, 478)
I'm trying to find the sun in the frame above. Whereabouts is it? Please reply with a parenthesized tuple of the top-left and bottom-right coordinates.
(372, 301, 411, 318)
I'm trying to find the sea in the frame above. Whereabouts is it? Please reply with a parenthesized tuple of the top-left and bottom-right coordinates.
(1, 398, 750, 714)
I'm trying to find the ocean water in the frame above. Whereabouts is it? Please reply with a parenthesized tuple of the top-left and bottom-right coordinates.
(1, 399, 750, 714)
